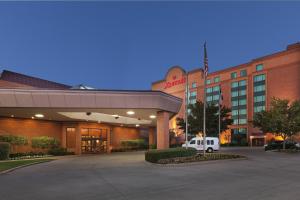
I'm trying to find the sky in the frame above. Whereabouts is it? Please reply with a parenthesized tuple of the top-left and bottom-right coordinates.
(0, 1, 299, 90)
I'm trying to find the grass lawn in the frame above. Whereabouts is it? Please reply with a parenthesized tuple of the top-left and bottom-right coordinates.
(0, 159, 54, 172)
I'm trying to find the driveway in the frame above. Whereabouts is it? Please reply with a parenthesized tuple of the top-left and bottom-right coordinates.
(0, 147, 300, 200)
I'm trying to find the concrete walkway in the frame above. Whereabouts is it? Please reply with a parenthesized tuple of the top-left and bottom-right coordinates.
(0, 148, 300, 200)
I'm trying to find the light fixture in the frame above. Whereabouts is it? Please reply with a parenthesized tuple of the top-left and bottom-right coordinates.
(135, 124, 140, 127)
(31, 116, 35, 119)
(112, 114, 120, 119)
(11, 115, 14, 118)
(126, 111, 135, 115)
(35, 114, 44, 118)
(149, 115, 156, 119)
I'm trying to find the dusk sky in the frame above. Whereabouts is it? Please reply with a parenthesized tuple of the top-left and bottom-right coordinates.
(0, 2, 299, 90)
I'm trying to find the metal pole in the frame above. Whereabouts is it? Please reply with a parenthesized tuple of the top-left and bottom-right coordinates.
(219, 90, 221, 142)
(203, 74, 206, 156)
(185, 74, 189, 149)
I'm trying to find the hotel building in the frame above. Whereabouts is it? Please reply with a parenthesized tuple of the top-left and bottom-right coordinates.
(152, 42, 300, 146)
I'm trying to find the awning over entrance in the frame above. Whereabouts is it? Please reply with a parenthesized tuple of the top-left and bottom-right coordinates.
(0, 88, 182, 126)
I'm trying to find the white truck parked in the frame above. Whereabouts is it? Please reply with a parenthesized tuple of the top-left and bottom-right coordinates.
(182, 137, 220, 153)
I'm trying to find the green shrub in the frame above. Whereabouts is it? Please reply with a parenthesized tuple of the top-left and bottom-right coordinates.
(149, 144, 157, 149)
(48, 148, 74, 156)
(145, 147, 197, 163)
(0, 142, 11, 160)
(0, 135, 28, 145)
(31, 136, 60, 149)
(121, 139, 148, 150)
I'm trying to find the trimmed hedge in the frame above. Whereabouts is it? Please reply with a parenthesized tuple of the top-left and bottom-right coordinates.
(0, 142, 11, 160)
(48, 148, 74, 156)
(157, 153, 245, 164)
(0, 135, 28, 145)
(145, 147, 197, 163)
(31, 136, 60, 149)
(121, 139, 148, 150)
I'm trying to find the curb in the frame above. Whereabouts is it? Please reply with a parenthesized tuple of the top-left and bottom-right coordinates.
(0, 159, 55, 175)
(144, 157, 248, 167)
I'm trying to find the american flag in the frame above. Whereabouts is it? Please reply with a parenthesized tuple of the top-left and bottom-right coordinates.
(204, 42, 208, 77)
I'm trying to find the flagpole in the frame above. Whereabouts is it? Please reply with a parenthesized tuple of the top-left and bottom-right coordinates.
(203, 42, 207, 156)
(185, 73, 189, 149)
(218, 90, 221, 142)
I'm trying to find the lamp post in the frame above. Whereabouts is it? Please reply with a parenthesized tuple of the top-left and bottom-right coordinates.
(185, 73, 189, 149)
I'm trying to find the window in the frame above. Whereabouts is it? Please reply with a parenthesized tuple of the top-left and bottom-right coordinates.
(233, 119, 239, 125)
(197, 140, 201, 145)
(254, 74, 265, 82)
(231, 82, 239, 88)
(239, 90, 246, 96)
(192, 82, 197, 88)
(206, 87, 213, 93)
(254, 106, 265, 113)
(256, 64, 263, 71)
(190, 99, 196, 104)
(214, 76, 220, 83)
(239, 80, 247, 86)
(240, 69, 247, 77)
(190, 140, 195, 144)
(211, 140, 214, 145)
(254, 95, 265, 103)
(239, 119, 247, 124)
(239, 128, 247, 134)
(232, 100, 238, 106)
(239, 99, 247, 105)
(213, 94, 220, 101)
(231, 91, 238, 97)
(232, 110, 238, 116)
(206, 96, 213, 102)
(239, 109, 247, 115)
(231, 72, 237, 79)
(254, 85, 265, 92)
(207, 140, 211, 145)
(213, 85, 220, 92)
(206, 79, 211, 84)
(190, 91, 197, 97)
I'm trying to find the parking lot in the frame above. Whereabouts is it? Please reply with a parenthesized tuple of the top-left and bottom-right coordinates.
(0, 147, 300, 200)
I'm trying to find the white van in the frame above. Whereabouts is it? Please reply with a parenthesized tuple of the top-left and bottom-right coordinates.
(182, 137, 220, 153)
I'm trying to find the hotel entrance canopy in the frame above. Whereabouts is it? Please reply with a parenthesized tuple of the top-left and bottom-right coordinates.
(0, 88, 181, 124)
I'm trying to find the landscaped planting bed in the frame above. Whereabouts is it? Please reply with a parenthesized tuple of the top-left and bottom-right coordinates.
(145, 147, 197, 163)
(156, 153, 246, 164)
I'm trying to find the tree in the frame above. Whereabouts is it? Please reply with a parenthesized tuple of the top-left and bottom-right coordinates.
(176, 101, 233, 138)
(253, 98, 300, 149)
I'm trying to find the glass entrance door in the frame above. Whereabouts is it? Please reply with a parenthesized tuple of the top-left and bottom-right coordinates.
(81, 128, 108, 153)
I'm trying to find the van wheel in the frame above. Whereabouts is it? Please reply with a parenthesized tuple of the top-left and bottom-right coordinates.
(207, 148, 213, 153)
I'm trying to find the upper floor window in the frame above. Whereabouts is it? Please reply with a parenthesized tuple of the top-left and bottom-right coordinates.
(214, 76, 220, 83)
(231, 81, 239, 88)
(239, 80, 247, 86)
(206, 87, 213, 93)
(206, 79, 211, 84)
(191, 82, 197, 88)
(240, 69, 247, 77)
(190, 91, 197, 97)
(254, 74, 265, 82)
(213, 85, 220, 92)
(256, 64, 264, 71)
(231, 72, 237, 79)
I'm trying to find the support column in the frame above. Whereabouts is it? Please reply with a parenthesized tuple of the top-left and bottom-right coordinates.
(148, 127, 156, 147)
(75, 124, 81, 155)
(156, 111, 170, 150)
